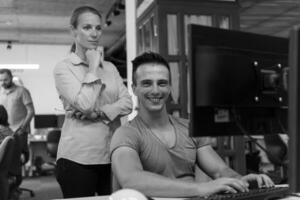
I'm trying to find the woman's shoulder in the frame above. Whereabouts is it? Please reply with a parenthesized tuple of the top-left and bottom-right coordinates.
(54, 57, 70, 68)
(53, 57, 73, 75)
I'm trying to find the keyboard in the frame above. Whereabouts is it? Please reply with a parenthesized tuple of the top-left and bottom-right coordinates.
(188, 185, 289, 200)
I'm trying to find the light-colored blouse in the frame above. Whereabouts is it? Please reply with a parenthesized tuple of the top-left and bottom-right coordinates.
(54, 53, 132, 165)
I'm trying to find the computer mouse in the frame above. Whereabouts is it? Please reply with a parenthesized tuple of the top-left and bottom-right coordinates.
(109, 188, 151, 200)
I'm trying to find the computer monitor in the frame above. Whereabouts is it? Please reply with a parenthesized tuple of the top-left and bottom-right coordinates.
(34, 114, 58, 129)
(288, 25, 300, 193)
(188, 25, 288, 137)
(56, 114, 65, 128)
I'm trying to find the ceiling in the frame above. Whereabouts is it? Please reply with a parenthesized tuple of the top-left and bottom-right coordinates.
(0, 0, 125, 52)
(1, 0, 300, 53)
(239, 0, 300, 37)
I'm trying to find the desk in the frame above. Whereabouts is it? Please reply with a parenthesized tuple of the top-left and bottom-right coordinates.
(29, 136, 53, 162)
(53, 196, 109, 200)
(52, 185, 293, 200)
(281, 197, 300, 200)
(53, 195, 300, 200)
(27, 135, 55, 176)
(53, 196, 183, 200)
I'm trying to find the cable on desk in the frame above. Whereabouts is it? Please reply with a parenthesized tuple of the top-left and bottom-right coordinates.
(231, 108, 285, 165)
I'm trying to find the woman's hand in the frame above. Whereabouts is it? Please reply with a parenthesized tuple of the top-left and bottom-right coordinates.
(241, 173, 274, 188)
(70, 110, 108, 122)
(85, 46, 103, 71)
(196, 177, 249, 197)
(72, 111, 98, 121)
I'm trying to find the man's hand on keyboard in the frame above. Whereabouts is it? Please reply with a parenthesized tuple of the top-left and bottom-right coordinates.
(199, 177, 250, 196)
(241, 173, 275, 189)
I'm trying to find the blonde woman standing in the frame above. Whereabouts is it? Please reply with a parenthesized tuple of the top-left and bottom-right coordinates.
(53, 6, 132, 198)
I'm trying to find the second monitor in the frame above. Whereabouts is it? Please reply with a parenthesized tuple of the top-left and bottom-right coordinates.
(189, 25, 289, 137)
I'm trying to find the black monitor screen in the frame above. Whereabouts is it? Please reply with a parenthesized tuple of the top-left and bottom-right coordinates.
(56, 114, 65, 128)
(288, 25, 300, 193)
(189, 25, 288, 137)
(34, 114, 58, 129)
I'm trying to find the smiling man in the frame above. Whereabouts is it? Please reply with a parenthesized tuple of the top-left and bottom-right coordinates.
(110, 52, 274, 198)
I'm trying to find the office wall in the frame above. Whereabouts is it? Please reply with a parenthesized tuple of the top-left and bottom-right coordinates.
(0, 43, 70, 114)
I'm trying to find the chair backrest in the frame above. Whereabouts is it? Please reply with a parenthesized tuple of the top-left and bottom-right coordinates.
(9, 134, 23, 175)
(46, 129, 61, 158)
(0, 137, 14, 200)
(0, 136, 15, 172)
(263, 134, 288, 166)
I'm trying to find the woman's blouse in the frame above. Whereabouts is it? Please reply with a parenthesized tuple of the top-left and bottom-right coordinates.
(54, 53, 132, 164)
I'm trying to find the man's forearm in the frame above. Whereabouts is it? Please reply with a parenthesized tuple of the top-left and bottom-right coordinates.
(120, 171, 201, 197)
(20, 104, 35, 131)
(219, 167, 242, 179)
(21, 114, 33, 129)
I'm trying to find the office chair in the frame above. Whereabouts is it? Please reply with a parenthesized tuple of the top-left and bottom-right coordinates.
(0, 136, 15, 200)
(36, 129, 61, 175)
(46, 129, 61, 159)
(263, 134, 288, 183)
(15, 133, 35, 198)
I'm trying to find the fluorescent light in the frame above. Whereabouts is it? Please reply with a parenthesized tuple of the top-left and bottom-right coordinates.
(0, 64, 39, 69)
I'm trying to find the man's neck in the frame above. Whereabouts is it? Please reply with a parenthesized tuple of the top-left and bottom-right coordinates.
(138, 108, 170, 129)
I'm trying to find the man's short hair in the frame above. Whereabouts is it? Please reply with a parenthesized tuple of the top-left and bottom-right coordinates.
(0, 69, 13, 78)
(131, 51, 170, 85)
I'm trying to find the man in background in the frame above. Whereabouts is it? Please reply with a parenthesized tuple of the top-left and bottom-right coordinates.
(0, 69, 35, 199)
(0, 69, 35, 136)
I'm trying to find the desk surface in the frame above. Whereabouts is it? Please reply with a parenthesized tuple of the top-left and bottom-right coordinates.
(52, 185, 293, 200)
(53, 196, 300, 200)
(280, 196, 300, 200)
(54, 196, 108, 200)
(52, 186, 297, 200)
(54, 197, 183, 200)
(29, 135, 47, 142)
